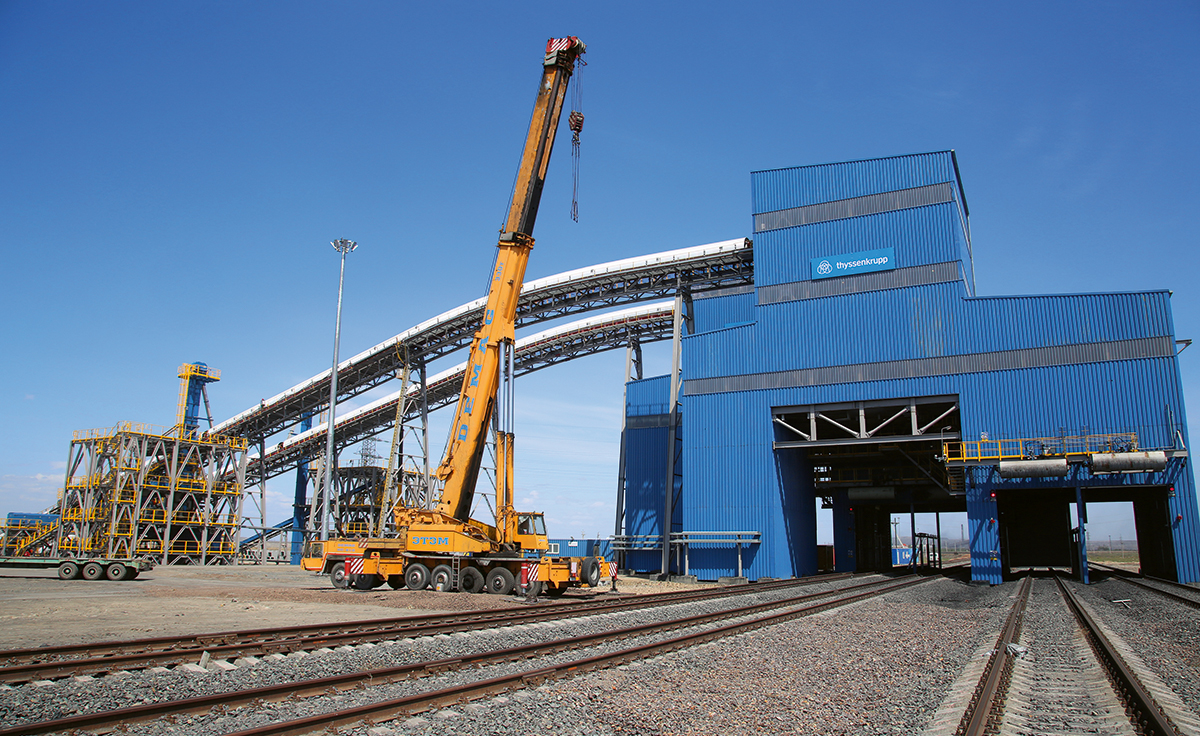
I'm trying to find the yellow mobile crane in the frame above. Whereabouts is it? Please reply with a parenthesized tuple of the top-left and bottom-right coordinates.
(305, 37, 605, 596)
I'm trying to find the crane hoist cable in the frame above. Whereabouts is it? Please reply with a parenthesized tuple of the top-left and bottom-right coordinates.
(569, 53, 586, 221)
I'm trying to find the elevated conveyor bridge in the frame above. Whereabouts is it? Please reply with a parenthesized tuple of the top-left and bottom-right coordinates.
(246, 302, 677, 481)
(214, 239, 751, 449)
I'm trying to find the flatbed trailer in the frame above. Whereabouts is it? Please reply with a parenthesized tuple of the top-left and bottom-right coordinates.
(0, 556, 153, 581)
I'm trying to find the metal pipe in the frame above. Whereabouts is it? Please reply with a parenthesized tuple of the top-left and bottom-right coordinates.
(322, 239, 357, 541)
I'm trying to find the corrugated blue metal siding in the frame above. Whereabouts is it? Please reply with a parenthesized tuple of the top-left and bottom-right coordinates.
(676, 359, 1196, 581)
(751, 151, 957, 214)
(547, 538, 613, 560)
(755, 202, 963, 287)
(684, 286, 1175, 380)
(626, 375, 671, 417)
(693, 291, 756, 334)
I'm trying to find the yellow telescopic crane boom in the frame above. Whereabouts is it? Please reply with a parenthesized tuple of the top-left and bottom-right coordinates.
(434, 37, 586, 523)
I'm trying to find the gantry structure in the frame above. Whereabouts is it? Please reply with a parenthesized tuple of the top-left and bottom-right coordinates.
(56, 364, 249, 565)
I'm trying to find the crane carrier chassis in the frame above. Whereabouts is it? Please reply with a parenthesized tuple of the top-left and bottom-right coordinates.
(304, 537, 609, 597)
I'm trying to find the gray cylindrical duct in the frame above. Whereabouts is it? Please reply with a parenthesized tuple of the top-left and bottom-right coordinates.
(998, 458, 1069, 478)
(1090, 451, 1168, 474)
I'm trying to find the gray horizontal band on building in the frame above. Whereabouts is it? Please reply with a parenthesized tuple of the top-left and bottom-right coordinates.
(753, 180, 957, 233)
(626, 413, 672, 429)
(683, 335, 1175, 396)
(758, 261, 962, 305)
(694, 284, 756, 301)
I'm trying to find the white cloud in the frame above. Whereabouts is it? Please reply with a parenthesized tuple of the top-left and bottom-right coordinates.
(0, 474, 61, 516)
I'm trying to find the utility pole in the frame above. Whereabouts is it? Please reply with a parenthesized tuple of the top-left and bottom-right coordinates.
(321, 238, 358, 541)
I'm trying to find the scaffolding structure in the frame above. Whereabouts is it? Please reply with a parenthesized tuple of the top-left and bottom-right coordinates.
(0, 514, 59, 557)
(57, 422, 248, 564)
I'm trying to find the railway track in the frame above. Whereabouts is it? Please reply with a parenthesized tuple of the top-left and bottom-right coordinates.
(954, 571, 1197, 736)
(0, 573, 856, 684)
(1090, 563, 1200, 610)
(0, 572, 938, 736)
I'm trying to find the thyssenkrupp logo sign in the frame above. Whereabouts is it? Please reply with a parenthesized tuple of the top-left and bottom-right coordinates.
(810, 247, 895, 280)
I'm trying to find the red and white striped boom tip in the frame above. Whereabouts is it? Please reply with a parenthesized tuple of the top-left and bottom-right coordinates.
(546, 37, 584, 54)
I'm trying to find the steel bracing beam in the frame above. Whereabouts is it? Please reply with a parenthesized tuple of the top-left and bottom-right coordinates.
(243, 303, 676, 484)
(215, 239, 751, 444)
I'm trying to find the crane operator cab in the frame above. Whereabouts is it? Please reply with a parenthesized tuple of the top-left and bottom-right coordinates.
(515, 513, 550, 553)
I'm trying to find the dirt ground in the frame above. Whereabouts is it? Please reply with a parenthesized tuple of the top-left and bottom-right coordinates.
(0, 563, 699, 651)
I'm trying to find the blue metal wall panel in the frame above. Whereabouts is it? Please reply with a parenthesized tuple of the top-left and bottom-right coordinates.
(676, 359, 1197, 582)
(684, 285, 1176, 381)
(693, 291, 757, 334)
(751, 151, 957, 214)
(626, 375, 672, 417)
(755, 202, 964, 287)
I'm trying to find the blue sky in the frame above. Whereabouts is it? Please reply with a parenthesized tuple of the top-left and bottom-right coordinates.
(1, 2, 1196, 544)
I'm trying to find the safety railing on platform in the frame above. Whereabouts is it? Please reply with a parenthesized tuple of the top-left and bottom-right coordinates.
(943, 432, 1139, 464)
(72, 421, 249, 450)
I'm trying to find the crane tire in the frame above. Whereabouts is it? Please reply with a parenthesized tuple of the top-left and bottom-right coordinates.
(329, 562, 349, 589)
(81, 562, 104, 581)
(430, 564, 454, 592)
(387, 574, 406, 590)
(459, 567, 485, 594)
(485, 567, 515, 595)
(57, 562, 81, 580)
(582, 557, 601, 587)
(405, 563, 430, 591)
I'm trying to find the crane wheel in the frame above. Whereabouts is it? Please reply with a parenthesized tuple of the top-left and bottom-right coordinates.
(485, 567, 515, 595)
(329, 562, 349, 589)
(460, 567, 485, 594)
(81, 562, 104, 581)
(405, 563, 430, 590)
(387, 574, 406, 590)
(57, 562, 81, 580)
(582, 557, 601, 587)
(430, 564, 454, 592)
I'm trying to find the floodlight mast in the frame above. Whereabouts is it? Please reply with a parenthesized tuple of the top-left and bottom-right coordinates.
(321, 238, 358, 541)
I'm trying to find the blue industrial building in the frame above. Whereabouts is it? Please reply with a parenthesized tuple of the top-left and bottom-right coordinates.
(618, 151, 1198, 585)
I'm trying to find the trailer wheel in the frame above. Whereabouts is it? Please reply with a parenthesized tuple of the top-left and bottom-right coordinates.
(57, 562, 81, 580)
(329, 562, 349, 589)
(485, 567, 515, 595)
(405, 563, 430, 590)
(81, 562, 104, 581)
(582, 557, 601, 587)
(105, 564, 129, 581)
(430, 564, 454, 592)
(459, 567, 485, 594)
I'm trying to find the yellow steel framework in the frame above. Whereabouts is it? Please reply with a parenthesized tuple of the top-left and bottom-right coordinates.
(0, 518, 58, 557)
(57, 422, 247, 564)
(943, 432, 1139, 465)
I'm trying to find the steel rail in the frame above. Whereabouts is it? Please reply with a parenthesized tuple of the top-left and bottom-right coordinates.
(1089, 563, 1200, 610)
(0, 574, 930, 736)
(1054, 574, 1181, 736)
(956, 573, 1033, 736)
(0, 573, 853, 682)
